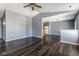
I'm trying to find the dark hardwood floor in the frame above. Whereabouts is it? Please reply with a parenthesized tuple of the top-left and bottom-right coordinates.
(0, 36, 79, 56)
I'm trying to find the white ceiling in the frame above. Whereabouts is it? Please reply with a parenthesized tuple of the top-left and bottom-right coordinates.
(39, 3, 79, 13)
(43, 11, 77, 22)
(0, 3, 79, 17)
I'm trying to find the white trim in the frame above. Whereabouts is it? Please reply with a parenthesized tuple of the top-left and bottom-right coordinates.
(61, 41, 79, 45)
(75, 19, 77, 30)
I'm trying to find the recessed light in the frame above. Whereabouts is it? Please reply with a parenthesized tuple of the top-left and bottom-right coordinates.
(69, 5, 72, 8)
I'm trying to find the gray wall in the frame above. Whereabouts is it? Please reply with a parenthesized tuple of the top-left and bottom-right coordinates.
(75, 13, 79, 40)
(32, 11, 75, 38)
(32, 14, 42, 38)
(6, 10, 32, 42)
(0, 10, 4, 38)
(48, 20, 75, 36)
(75, 13, 79, 29)
(0, 18, 1, 38)
(4, 10, 76, 41)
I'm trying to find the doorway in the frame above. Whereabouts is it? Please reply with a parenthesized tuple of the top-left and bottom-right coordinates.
(42, 20, 49, 45)
(0, 10, 6, 52)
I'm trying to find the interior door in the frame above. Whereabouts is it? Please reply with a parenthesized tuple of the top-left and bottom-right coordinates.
(0, 10, 6, 51)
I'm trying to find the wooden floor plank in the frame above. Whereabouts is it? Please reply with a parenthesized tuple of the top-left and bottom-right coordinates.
(0, 36, 79, 56)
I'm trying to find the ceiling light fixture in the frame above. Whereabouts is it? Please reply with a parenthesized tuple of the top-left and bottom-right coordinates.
(24, 3, 42, 11)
